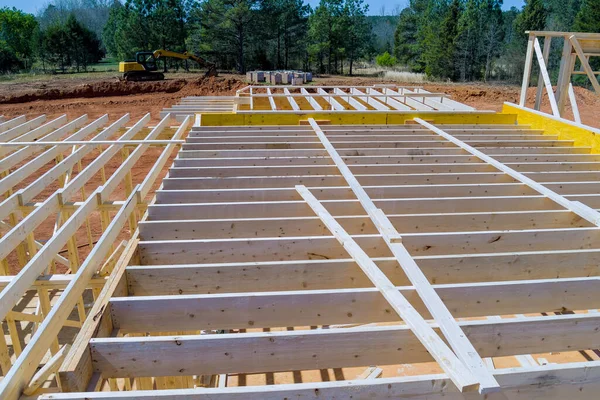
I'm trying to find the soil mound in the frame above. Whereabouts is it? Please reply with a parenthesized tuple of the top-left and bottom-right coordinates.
(0, 76, 246, 104)
(177, 76, 247, 97)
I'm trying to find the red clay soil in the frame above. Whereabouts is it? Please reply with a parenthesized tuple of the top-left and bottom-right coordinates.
(0, 72, 597, 126)
(0, 75, 247, 123)
(318, 75, 600, 128)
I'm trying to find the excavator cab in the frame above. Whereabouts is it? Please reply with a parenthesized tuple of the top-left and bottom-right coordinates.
(135, 52, 159, 72)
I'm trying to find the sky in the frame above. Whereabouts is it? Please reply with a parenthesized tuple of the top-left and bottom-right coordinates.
(1, 0, 526, 16)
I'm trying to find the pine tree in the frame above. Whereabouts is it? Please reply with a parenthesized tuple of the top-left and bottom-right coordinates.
(393, 7, 418, 68)
(455, 0, 481, 80)
(514, 0, 548, 40)
(573, 0, 600, 33)
(340, 0, 370, 75)
(480, 0, 504, 81)
(546, 0, 581, 31)
(441, 0, 461, 80)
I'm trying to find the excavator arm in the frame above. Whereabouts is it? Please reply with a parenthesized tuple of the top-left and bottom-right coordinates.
(153, 49, 218, 77)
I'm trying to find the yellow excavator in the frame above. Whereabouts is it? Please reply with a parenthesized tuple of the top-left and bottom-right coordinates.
(119, 49, 217, 81)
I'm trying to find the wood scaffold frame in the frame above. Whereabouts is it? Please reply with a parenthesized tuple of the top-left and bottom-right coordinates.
(519, 31, 600, 123)
(12, 110, 598, 399)
(0, 113, 191, 399)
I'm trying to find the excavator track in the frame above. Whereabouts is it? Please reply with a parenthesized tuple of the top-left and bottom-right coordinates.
(124, 71, 165, 82)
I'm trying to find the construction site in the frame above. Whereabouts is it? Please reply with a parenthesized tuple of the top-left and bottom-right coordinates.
(0, 30, 600, 400)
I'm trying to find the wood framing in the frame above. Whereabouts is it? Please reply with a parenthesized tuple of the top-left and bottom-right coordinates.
(0, 113, 190, 399)
(520, 31, 600, 120)
(160, 85, 480, 119)
(4, 56, 600, 399)
(17, 111, 598, 400)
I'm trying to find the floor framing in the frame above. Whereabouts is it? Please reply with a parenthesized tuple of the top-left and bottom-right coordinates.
(1, 83, 600, 399)
(41, 113, 600, 399)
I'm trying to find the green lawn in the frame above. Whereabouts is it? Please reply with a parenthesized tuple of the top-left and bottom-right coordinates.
(87, 58, 120, 72)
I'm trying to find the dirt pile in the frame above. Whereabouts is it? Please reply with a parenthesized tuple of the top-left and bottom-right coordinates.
(0, 76, 246, 105)
(523, 85, 600, 110)
(178, 76, 247, 97)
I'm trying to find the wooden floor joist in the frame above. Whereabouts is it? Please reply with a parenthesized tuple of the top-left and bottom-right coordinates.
(22, 116, 597, 399)
(3, 85, 600, 399)
(0, 114, 191, 399)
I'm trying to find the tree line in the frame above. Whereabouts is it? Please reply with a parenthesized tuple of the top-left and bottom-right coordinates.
(0, 1, 109, 73)
(103, 0, 373, 75)
(0, 0, 374, 76)
(0, 0, 599, 81)
(394, 0, 600, 82)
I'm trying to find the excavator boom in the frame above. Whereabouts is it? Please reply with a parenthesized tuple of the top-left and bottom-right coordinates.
(120, 49, 217, 82)
(153, 50, 218, 77)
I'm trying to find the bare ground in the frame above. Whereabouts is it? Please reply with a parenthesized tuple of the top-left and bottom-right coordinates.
(0, 72, 598, 126)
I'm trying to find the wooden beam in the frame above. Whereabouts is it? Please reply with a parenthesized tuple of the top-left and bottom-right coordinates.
(519, 34, 536, 106)
(317, 88, 345, 110)
(154, 180, 600, 203)
(333, 88, 367, 110)
(139, 116, 191, 199)
(138, 209, 591, 239)
(0, 187, 140, 400)
(534, 36, 552, 111)
(568, 83, 582, 123)
(570, 35, 600, 94)
(58, 238, 138, 393)
(88, 313, 600, 379)
(126, 248, 600, 295)
(368, 88, 411, 111)
(35, 360, 600, 400)
(350, 88, 389, 111)
(533, 38, 560, 116)
(0, 115, 47, 144)
(137, 226, 600, 264)
(111, 276, 600, 332)
(283, 88, 300, 111)
(23, 344, 70, 396)
(0, 115, 26, 133)
(415, 119, 600, 226)
(176, 146, 590, 159)
(0, 115, 86, 174)
(305, 118, 499, 392)
(266, 88, 277, 111)
(556, 37, 575, 113)
(146, 196, 565, 221)
(300, 88, 322, 111)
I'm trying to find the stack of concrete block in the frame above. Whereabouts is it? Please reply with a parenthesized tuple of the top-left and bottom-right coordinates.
(247, 71, 312, 84)
(268, 72, 282, 84)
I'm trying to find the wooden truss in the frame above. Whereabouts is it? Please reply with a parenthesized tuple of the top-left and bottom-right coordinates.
(160, 85, 475, 119)
(0, 113, 190, 398)
(520, 31, 600, 122)
(18, 115, 600, 399)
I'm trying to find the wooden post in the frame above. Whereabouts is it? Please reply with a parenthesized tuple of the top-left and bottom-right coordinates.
(519, 34, 536, 107)
(533, 38, 560, 116)
(534, 36, 552, 111)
